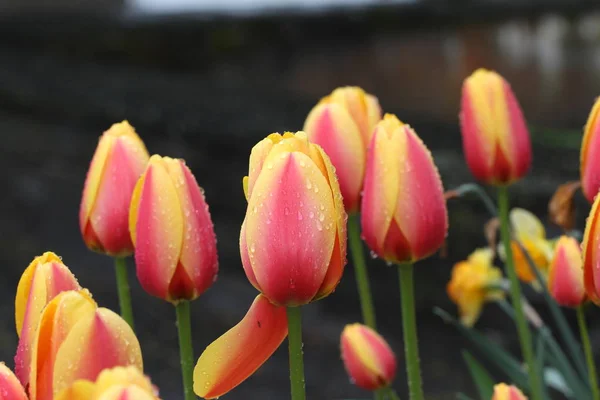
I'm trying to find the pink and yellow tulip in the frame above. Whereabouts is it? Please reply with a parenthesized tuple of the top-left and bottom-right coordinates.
(447, 248, 504, 327)
(304, 86, 381, 212)
(582, 193, 600, 304)
(361, 114, 448, 263)
(0, 363, 27, 400)
(460, 69, 531, 185)
(548, 236, 585, 307)
(240, 131, 347, 306)
(492, 383, 528, 400)
(80, 121, 149, 256)
(195, 131, 347, 398)
(129, 155, 218, 303)
(14, 252, 81, 387)
(56, 366, 159, 400)
(581, 97, 600, 203)
(340, 323, 396, 391)
(24, 290, 143, 400)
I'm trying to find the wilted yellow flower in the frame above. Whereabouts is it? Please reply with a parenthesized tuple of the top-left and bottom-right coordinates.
(447, 248, 504, 326)
(505, 208, 554, 283)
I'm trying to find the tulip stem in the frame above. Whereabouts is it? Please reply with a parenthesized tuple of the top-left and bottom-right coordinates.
(497, 186, 543, 400)
(397, 263, 424, 400)
(176, 301, 196, 400)
(348, 213, 377, 329)
(114, 257, 135, 330)
(286, 306, 306, 400)
(577, 305, 600, 400)
(383, 387, 401, 400)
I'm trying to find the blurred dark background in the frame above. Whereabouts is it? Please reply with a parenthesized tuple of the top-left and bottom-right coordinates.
(2, 0, 600, 398)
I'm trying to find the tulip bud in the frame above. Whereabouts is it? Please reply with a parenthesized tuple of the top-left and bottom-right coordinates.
(14, 252, 81, 387)
(0, 363, 27, 400)
(240, 132, 347, 306)
(304, 87, 381, 212)
(582, 193, 600, 304)
(548, 236, 585, 307)
(492, 383, 528, 400)
(80, 121, 149, 256)
(581, 97, 600, 203)
(129, 155, 218, 303)
(361, 114, 448, 263)
(56, 366, 159, 400)
(340, 323, 396, 391)
(447, 248, 504, 327)
(460, 69, 531, 185)
(27, 290, 143, 400)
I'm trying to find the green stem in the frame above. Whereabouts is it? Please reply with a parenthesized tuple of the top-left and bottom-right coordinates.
(348, 213, 377, 329)
(398, 263, 424, 400)
(176, 301, 196, 400)
(497, 186, 543, 400)
(577, 305, 600, 400)
(114, 257, 135, 330)
(383, 387, 401, 400)
(287, 306, 306, 400)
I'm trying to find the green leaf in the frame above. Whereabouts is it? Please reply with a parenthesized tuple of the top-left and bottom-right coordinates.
(462, 351, 495, 400)
(433, 307, 529, 389)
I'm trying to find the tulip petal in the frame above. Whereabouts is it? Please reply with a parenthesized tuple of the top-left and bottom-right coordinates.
(97, 385, 156, 400)
(133, 156, 184, 300)
(246, 133, 282, 199)
(361, 118, 403, 256)
(312, 145, 347, 298)
(492, 383, 528, 400)
(240, 220, 261, 292)
(28, 290, 97, 400)
(80, 134, 114, 230)
(581, 98, 600, 202)
(245, 151, 336, 305)
(55, 380, 96, 400)
(304, 103, 365, 211)
(510, 208, 546, 241)
(193, 295, 287, 399)
(0, 363, 27, 400)
(392, 125, 447, 261)
(165, 160, 218, 299)
(52, 308, 143, 396)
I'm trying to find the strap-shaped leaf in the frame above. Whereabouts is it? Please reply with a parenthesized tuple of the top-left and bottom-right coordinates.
(462, 351, 495, 400)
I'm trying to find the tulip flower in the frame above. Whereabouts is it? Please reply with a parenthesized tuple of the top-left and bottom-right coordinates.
(360, 114, 446, 400)
(80, 121, 149, 329)
(304, 87, 381, 330)
(0, 363, 27, 400)
(548, 236, 585, 307)
(80, 121, 149, 256)
(197, 131, 346, 399)
(240, 131, 347, 306)
(14, 252, 81, 387)
(501, 208, 554, 284)
(340, 323, 397, 391)
(581, 97, 600, 203)
(492, 383, 528, 400)
(56, 366, 159, 400)
(129, 155, 218, 303)
(303, 86, 381, 212)
(447, 248, 504, 327)
(460, 68, 531, 185)
(130, 154, 218, 400)
(361, 114, 448, 263)
(25, 290, 143, 400)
